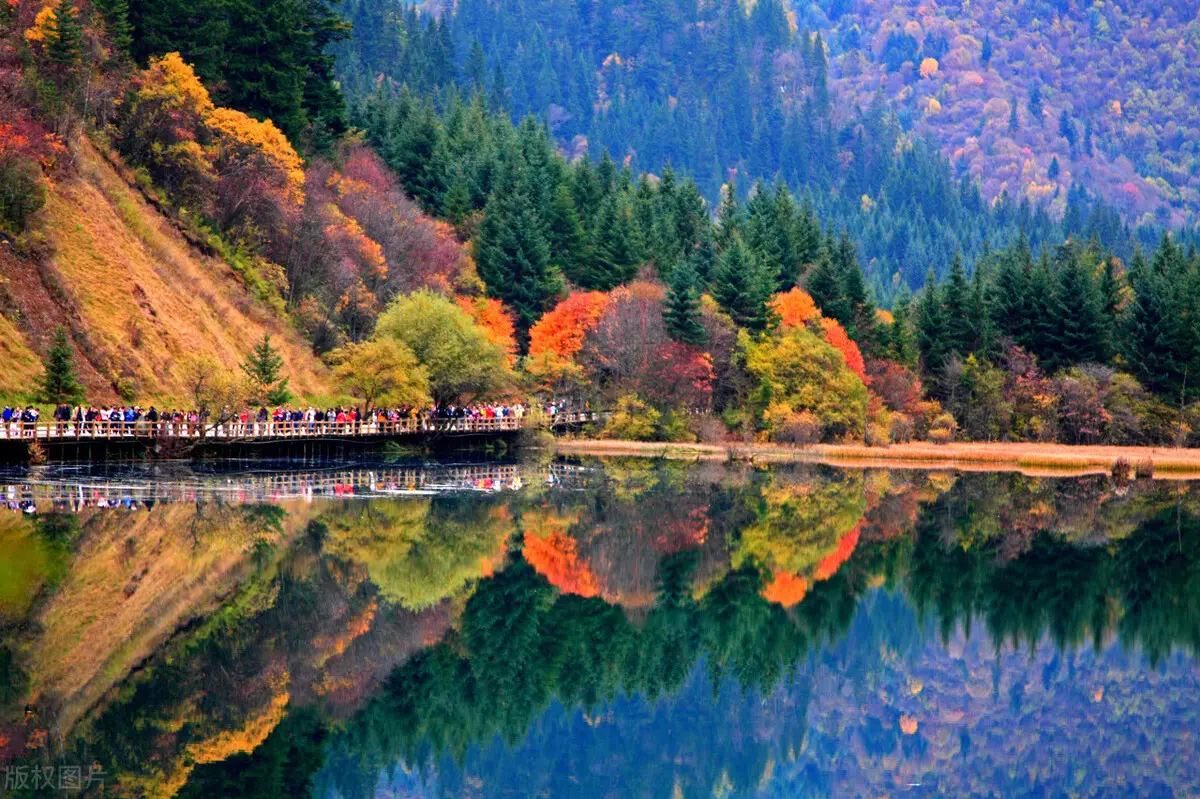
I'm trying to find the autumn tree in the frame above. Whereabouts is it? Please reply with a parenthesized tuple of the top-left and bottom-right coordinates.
(331, 339, 431, 410)
(375, 289, 513, 405)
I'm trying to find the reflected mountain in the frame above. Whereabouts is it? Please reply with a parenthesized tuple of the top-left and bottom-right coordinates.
(1, 461, 1199, 796)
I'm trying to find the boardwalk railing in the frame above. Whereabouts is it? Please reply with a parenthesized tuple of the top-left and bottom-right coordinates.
(2, 412, 605, 442)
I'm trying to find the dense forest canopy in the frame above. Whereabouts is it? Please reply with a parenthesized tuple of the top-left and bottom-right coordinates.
(334, 0, 1197, 297)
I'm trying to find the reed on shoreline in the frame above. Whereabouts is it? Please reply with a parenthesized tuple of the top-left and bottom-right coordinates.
(552, 438, 1200, 479)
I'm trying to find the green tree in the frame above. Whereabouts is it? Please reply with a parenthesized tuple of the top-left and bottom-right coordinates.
(663, 260, 707, 346)
(713, 238, 776, 332)
(914, 270, 949, 374)
(942, 253, 974, 357)
(331, 338, 430, 411)
(37, 328, 84, 404)
(241, 334, 292, 406)
(474, 166, 564, 338)
(804, 247, 846, 323)
(95, 0, 134, 57)
(47, 0, 85, 75)
(375, 289, 513, 404)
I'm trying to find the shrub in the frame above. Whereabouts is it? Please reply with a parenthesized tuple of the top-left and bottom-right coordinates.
(687, 414, 729, 444)
(929, 413, 958, 444)
(889, 413, 915, 443)
(1134, 458, 1155, 479)
(0, 160, 46, 236)
(865, 422, 891, 448)
(775, 411, 822, 446)
(602, 394, 661, 441)
(658, 410, 697, 443)
(1111, 457, 1131, 485)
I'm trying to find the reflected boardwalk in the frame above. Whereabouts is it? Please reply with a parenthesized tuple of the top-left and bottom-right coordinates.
(0, 461, 595, 513)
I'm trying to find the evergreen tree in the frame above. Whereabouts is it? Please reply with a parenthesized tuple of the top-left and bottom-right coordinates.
(942, 253, 974, 357)
(714, 180, 742, 250)
(805, 246, 847, 323)
(47, 0, 85, 74)
(914, 270, 949, 374)
(690, 228, 718, 286)
(1048, 157, 1060, 181)
(38, 328, 84, 404)
(546, 183, 590, 285)
(584, 194, 641, 290)
(1028, 85, 1043, 121)
(242, 334, 292, 405)
(969, 264, 996, 359)
(466, 39, 488, 92)
(889, 288, 919, 368)
(713, 237, 775, 332)
(663, 261, 707, 346)
(834, 233, 876, 345)
(1008, 99, 1019, 132)
(1045, 249, 1106, 371)
(1122, 249, 1189, 398)
(474, 167, 564, 338)
(981, 33, 993, 66)
(95, 0, 134, 57)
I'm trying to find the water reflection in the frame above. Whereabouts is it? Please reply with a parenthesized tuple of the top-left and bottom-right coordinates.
(1, 460, 1199, 796)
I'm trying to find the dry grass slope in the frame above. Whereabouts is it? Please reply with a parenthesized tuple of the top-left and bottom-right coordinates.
(0, 141, 333, 404)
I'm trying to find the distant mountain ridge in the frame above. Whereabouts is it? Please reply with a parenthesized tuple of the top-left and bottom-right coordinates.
(337, 0, 1197, 296)
(808, 0, 1199, 229)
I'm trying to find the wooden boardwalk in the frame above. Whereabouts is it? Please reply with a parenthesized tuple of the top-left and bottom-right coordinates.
(1, 413, 603, 443)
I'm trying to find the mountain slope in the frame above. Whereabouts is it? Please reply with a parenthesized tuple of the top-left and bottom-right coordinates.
(0, 141, 333, 404)
(813, 0, 1199, 228)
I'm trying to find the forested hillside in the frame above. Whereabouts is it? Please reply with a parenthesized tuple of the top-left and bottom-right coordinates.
(335, 0, 1197, 296)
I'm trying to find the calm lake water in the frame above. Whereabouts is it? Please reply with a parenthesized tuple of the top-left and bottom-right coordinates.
(1, 458, 1199, 797)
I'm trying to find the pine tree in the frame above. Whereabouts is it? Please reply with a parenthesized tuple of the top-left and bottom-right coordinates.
(981, 33, 993, 66)
(47, 0, 85, 74)
(914, 270, 949, 373)
(713, 237, 775, 332)
(546, 183, 590, 285)
(1008, 99, 1019, 132)
(95, 0, 133, 57)
(663, 261, 707, 346)
(1048, 156, 1060, 181)
(889, 288, 919, 368)
(942, 253, 974, 357)
(714, 180, 742, 250)
(1045, 250, 1106, 371)
(969, 264, 996, 359)
(690, 228, 718, 286)
(805, 245, 848, 324)
(490, 62, 509, 113)
(38, 328, 84, 404)
(242, 334, 292, 405)
(466, 39, 487, 92)
(474, 167, 563, 338)
(1028, 85, 1043, 121)
(834, 232, 876, 344)
(1122, 250, 1186, 397)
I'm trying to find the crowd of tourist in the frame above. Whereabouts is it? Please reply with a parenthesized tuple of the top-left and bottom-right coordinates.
(2, 400, 589, 438)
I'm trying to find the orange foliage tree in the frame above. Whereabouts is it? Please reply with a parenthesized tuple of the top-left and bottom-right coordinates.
(456, 295, 518, 364)
(820, 317, 866, 380)
(526, 290, 610, 390)
(770, 287, 820, 329)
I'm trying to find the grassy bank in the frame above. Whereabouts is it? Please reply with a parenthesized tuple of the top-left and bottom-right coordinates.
(553, 438, 1200, 479)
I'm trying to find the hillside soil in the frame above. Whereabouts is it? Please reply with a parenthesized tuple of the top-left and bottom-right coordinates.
(0, 140, 332, 403)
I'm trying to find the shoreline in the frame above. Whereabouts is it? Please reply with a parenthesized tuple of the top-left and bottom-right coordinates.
(552, 438, 1200, 479)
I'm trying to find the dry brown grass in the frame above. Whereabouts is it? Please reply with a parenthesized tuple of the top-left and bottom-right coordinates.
(0, 141, 333, 404)
(554, 438, 1200, 479)
(0, 313, 43, 396)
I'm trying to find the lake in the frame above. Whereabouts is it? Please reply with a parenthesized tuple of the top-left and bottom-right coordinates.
(1, 458, 1198, 797)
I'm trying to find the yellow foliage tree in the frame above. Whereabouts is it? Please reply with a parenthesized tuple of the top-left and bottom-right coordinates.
(205, 107, 305, 206)
(331, 338, 430, 411)
(919, 57, 939, 79)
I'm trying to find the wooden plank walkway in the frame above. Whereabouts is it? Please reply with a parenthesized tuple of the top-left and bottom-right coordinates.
(0, 413, 604, 443)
